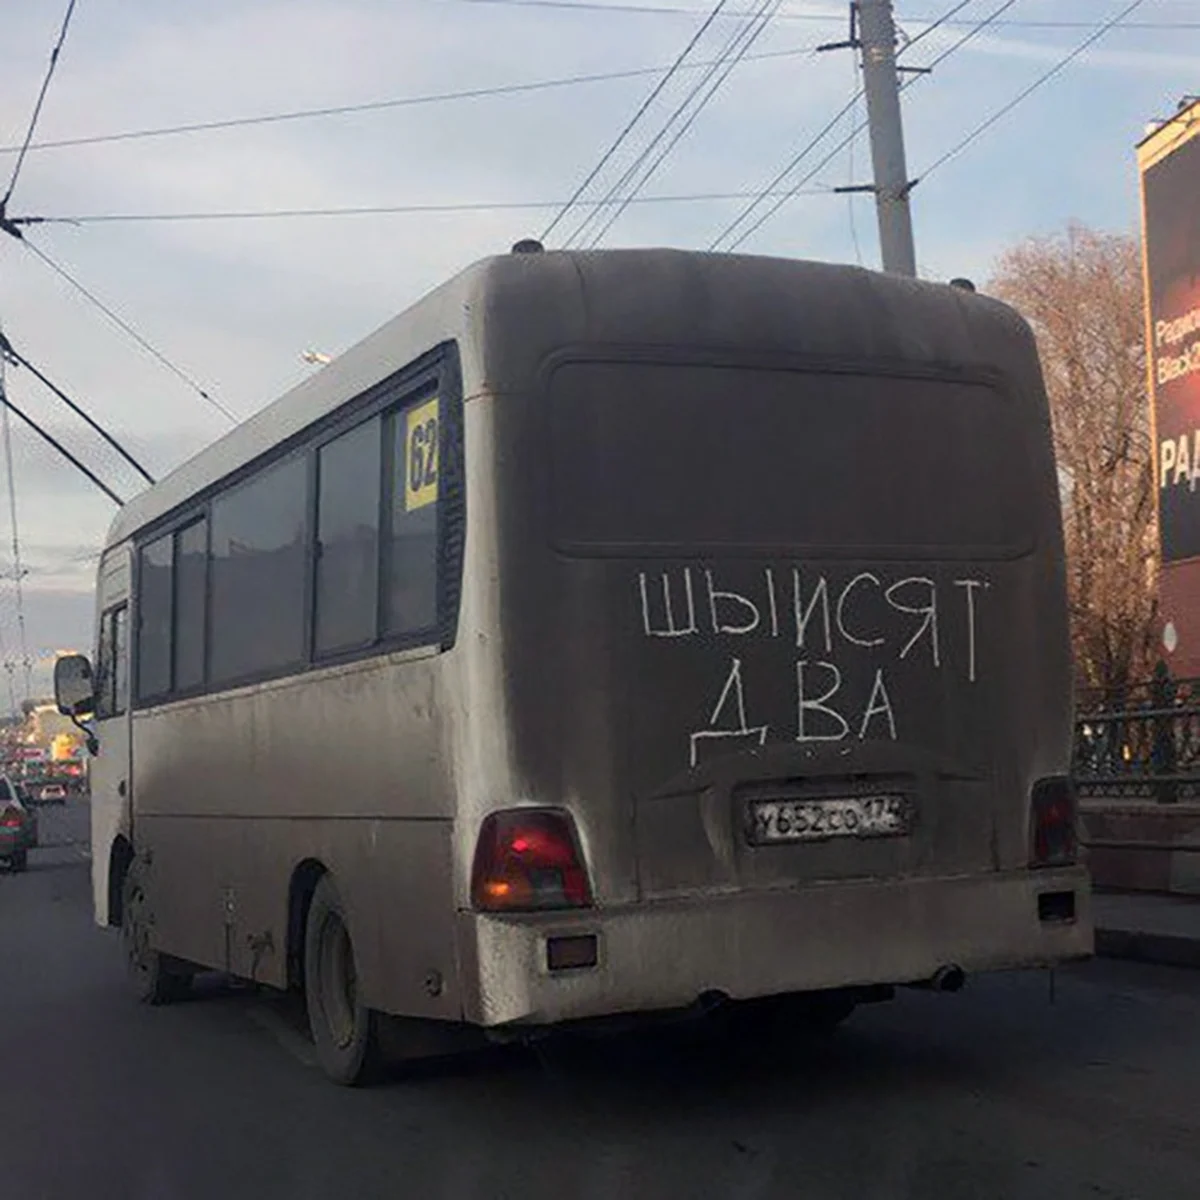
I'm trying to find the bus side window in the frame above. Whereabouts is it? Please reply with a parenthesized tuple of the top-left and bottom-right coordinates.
(113, 606, 130, 715)
(383, 398, 439, 639)
(95, 604, 129, 720)
(95, 611, 114, 719)
(314, 418, 382, 657)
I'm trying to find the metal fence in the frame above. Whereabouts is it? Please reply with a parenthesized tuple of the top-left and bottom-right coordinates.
(1072, 668, 1200, 803)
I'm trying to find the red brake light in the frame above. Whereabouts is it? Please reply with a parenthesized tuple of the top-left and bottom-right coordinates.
(1030, 776, 1076, 868)
(471, 809, 592, 912)
(1, 807, 22, 828)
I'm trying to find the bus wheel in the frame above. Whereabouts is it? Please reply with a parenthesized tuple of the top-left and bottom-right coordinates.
(304, 875, 383, 1086)
(120, 858, 191, 1005)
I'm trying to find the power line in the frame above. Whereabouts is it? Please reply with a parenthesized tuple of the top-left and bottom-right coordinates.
(0, 360, 124, 507)
(14, 186, 834, 226)
(0, 12, 1186, 165)
(540, 0, 733, 243)
(576, 0, 786, 247)
(0, 330, 156, 486)
(21, 240, 238, 425)
(0, 44, 820, 160)
(709, 89, 860, 250)
(725, 113, 865, 251)
(846, 56, 863, 266)
(0, 349, 26, 714)
(569, 0, 778, 245)
(1, 0, 79, 209)
(711, 0, 1020, 251)
(450, 0, 1200, 29)
(919, 0, 1022, 71)
(1, 397, 32, 707)
(0, 0, 81, 707)
(915, 0, 1151, 186)
(899, 0, 979, 51)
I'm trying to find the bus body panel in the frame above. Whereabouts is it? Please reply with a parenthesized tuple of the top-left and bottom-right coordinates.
(129, 649, 466, 1016)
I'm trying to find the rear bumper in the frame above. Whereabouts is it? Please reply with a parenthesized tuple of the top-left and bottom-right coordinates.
(456, 867, 1093, 1027)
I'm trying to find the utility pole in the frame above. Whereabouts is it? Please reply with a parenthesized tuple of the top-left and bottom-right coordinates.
(856, 0, 916, 276)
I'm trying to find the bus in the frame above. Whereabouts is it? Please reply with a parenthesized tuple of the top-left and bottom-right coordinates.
(55, 246, 1092, 1085)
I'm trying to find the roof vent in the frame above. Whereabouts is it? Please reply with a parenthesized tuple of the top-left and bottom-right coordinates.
(949, 277, 976, 292)
(512, 239, 544, 255)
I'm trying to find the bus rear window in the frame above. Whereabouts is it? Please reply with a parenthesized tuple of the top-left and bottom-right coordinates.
(549, 362, 1036, 554)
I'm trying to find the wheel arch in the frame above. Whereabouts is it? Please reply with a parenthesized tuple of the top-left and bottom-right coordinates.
(107, 835, 136, 927)
(287, 858, 328, 990)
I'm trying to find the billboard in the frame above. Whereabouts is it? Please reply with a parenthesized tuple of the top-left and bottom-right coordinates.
(1139, 101, 1200, 563)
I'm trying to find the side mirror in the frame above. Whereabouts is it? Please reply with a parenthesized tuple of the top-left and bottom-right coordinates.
(54, 654, 95, 718)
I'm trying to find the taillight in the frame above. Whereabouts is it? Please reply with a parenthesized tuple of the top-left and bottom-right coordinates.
(471, 808, 592, 912)
(1, 807, 22, 828)
(1030, 776, 1076, 868)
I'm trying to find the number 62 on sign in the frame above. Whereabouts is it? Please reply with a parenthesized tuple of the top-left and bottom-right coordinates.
(404, 397, 440, 511)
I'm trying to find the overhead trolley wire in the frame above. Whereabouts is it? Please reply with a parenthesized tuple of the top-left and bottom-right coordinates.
(573, 0, 786, 247)
(0, 0, 83, 706)
(0, 394, 31, 706)
(708, 89, 861, 250)
(13, 186, 834, 226)
(0, 348, 27, 712)
(539, 0, 733, 243)
(914, 0, 1151, 186)
(1, 0, 79, 210)
(0, 329, 155, 486)
(0, 44, 822, 159)
(448, 0, 1200, 31)
(21, 240, 237, 425)
(0, 371, 125, 508)
(898, 0, 979, 51)
(710, 0, 1021, 252)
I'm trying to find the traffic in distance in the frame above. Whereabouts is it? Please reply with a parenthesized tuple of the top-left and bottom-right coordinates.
(0, 775, 38, 874)
(53, 245, 1092, 1085)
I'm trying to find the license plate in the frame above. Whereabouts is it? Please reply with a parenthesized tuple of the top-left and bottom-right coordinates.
(747, 794, 910, 845)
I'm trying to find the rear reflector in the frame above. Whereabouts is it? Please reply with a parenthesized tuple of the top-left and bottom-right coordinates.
(1030, 776, 1077, 868)
(546, 934, 599, 972)
(1038, 890, 1076, 923)
(471, 808, 592, 913)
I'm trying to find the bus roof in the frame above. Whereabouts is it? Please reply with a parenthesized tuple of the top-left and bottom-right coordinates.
(105, 248, 1033, 548)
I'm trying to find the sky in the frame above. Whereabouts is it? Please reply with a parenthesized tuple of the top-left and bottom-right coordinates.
(0, 0, 1197, 700)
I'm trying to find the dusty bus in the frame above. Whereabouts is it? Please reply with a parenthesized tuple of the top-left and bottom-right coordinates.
(55, 246, 1092, 1085)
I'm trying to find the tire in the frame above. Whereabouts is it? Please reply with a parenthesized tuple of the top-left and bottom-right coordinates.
(10, 849, 27, 873)
(304, 874, 383, 1086)
(120, 856, 192, 1005)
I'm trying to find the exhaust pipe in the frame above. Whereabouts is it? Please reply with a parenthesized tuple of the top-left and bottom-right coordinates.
(930, 965, 966, 993)
(907, 965, 967, 993)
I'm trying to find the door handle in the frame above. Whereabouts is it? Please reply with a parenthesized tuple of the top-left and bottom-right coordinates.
(118, 780, 127, 797)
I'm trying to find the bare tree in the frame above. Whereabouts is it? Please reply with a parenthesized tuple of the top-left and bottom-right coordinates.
(988, 223, 1158, 693)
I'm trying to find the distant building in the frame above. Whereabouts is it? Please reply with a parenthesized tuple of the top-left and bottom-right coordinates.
(26, 703, 77, 746)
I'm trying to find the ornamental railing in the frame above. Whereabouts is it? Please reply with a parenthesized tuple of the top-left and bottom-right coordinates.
(1072, 669, 1200, 804)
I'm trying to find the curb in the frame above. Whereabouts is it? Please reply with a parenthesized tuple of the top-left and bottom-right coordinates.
(1095, 927, 1200, 970)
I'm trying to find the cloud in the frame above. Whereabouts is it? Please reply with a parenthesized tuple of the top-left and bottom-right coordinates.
(0, 0, 1192, 667)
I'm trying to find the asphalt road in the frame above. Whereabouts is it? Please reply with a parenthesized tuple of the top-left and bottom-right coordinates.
(3, 802, 1200, 1200)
